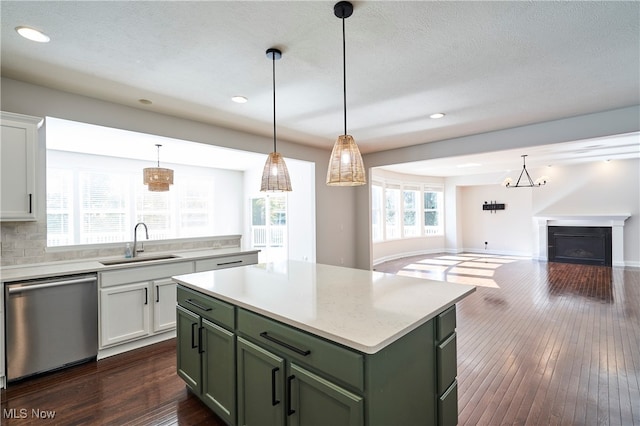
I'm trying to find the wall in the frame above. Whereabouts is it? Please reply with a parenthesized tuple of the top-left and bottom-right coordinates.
(459, 184, 533, 256)
(0, 77, 356, 268)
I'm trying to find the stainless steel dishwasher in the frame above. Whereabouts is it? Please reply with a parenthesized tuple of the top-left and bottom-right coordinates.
(5, 274, 98, 381)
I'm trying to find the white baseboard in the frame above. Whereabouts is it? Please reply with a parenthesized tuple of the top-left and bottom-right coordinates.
(373, 249, 445, 266)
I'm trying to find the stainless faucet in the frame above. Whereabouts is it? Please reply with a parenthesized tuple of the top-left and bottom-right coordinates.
(133, 222, 149, 257)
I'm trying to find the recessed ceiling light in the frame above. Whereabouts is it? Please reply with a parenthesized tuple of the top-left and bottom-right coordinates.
(138, 99, 152, 105)
(15, 26, 50, 43)
(232, 96, 248, 104)
(429, 113, 445, 119)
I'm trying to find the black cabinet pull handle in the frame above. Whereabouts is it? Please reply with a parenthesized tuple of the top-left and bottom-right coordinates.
(185, 299, 212, 311)
(144, 287, 148, 305)
(156, 285, 160, 303)
(287, 375, 296, 416)
(191, 323, 198, 349)
(198, 326, 204, 354)
(260, 332, 311, 356)
(271, 367, 280, 406)
(217, 260, 243, 266)
(28, 194, 32, 213)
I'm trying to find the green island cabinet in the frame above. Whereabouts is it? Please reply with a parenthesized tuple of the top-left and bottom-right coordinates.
(173, 261, 474, 426)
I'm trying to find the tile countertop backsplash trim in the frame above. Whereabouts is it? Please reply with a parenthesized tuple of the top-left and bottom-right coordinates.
(0, 221, 243, 267)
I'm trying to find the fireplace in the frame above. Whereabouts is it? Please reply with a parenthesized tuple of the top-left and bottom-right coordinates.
(534, 215, 630, 268)
(548, 226, 612, 266)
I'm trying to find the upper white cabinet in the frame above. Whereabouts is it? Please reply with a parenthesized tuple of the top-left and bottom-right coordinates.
(0, 111, 42, 221)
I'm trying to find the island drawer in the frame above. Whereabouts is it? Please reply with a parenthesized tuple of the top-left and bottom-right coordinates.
(177, 286, 234, 330)
(436, 332, 457, 395)
(237, 309, 364, 391)
(438, 379, 458, 426)
(436, 304, 456, 341)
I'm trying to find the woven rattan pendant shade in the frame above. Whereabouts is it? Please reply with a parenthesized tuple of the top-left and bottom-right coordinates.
(326, 1, 366, 187)
(326, 135, 366, 185)
(260, 47, 292, 192)
(261, 152, 292, 192)
(143, 144, 173, 192)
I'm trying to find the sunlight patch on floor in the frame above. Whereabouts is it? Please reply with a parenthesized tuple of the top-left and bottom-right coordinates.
(446, 274, 500, 288)
(448, 266, 495, 277)
(393, 253, 508, 289)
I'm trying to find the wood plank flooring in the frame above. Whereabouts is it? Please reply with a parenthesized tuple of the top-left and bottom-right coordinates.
(2, 254, 638, 425)
(375, 253, 640, 426)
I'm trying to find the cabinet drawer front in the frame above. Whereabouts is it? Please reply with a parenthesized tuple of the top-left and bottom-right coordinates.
(237, 309, 364, 392)
(177, 286, 234, 329)
(195, 253, 258, 272)
(438, 380, 458, 426)
(436, 332, 457, 395)
(436, 304, 456, 342)
(100, 261, 193, 287)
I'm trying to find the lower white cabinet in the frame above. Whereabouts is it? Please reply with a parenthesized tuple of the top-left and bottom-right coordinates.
(152, 278, 178, 333)
(100, 282, 150, 347)
(99, 261, 194, 350)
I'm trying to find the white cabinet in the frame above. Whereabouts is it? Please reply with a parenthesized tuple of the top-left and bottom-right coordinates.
(98, 261, 194, 350)
(152, 278, 178, 333)
(0, 111, 41, 221)
(100, 282, 151, 347)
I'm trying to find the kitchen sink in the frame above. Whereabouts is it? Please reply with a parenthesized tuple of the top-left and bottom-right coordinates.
(100, 255, 180, 266)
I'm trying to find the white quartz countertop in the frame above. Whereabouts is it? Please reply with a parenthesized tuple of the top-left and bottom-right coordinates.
(173, 260, 476, 354)
(0, 248, 259, 282)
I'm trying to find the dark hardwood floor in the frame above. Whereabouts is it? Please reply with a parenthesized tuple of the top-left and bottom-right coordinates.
(375, 253, 640, 426)
(2, 254, 638, 425)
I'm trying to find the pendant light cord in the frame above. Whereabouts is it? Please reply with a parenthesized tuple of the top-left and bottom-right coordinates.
(156, 144, 161, 167)
(272, 52, 277, 153)
(342, 14, 347, 136)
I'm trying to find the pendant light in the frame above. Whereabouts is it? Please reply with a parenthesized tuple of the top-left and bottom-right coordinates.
(260, 48, 292, 192)
(143, 144, 174, 191)
(326, 1, 366, 186)
(502, 155, 548, 188)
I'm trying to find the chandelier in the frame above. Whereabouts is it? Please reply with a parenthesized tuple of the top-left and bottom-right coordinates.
(502, 155, 547, 188)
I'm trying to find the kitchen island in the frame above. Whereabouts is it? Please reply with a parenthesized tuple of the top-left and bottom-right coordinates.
(173, 260, 475, 426)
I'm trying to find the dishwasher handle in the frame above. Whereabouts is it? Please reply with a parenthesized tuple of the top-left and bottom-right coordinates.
(8, 276, 97, 294)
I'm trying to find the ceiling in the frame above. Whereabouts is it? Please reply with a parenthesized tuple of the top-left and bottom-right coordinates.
(1, 1, 639, 173)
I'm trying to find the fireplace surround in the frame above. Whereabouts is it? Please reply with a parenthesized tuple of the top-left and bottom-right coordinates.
(534, 215, 630, 267)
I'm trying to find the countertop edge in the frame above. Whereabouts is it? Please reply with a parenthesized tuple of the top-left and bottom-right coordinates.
(0, 249, 260, 282)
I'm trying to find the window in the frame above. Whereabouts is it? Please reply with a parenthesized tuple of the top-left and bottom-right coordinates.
(403, 187, 420, 237)
(46, 150, 217, 246)
(423, 187, 443, 235)
(371, 178, 444, 242)
(385, 186, 401, 239)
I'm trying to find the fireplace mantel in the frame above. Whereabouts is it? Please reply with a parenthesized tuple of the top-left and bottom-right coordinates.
(533, 214, 630, 267)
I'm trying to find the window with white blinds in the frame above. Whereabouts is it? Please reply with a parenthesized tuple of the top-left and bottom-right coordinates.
(46, 150, 216, 247)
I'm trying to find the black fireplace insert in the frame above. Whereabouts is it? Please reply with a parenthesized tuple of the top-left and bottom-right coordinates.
(547, 226, 612, 267)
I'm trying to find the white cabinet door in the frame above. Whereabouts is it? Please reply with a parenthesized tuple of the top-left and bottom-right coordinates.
(153, 278, 177, 333)
(100, 282, 150, 347)
(0, 112, 40, 221)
